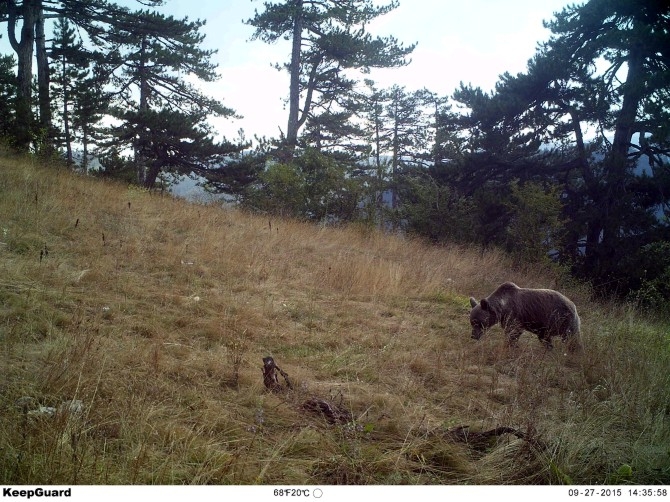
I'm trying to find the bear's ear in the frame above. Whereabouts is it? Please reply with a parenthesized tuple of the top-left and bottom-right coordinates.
(469, 297, 478, 308)
(480, 298, 490, 311)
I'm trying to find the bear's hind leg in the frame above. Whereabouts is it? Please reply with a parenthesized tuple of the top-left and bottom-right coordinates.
(538, 335, 553, 350)
(564, 333, 582, 354)
(506, 330, 522, 348)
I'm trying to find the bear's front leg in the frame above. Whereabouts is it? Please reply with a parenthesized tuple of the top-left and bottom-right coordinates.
(505, 329, 522, 347)
(538, 335, 554, 350)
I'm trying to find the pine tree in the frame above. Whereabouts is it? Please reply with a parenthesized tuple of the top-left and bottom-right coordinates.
(360, 84, 433, 209)
(109, 107, 243, 189)
(360, 80, 392, 221)
(544, 0, 670, 285)
(438, 0, 670, 294)
(97, 8, 244, 187)
(0, 55, 17, 139)
(0, 0, 202, 155)
(3, 0, 39, 149)
(246, 0, 416, 153)
(71, 68, 107, 173)
(50, 17, 89, 164)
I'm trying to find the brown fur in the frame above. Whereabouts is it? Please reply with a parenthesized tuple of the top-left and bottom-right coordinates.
(469, 282, 581, 351)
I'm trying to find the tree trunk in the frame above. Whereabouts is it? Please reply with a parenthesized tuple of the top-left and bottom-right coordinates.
(63, 89, 73, 164)
(82, 126, 89, 173)
(144, 162, 162, 190)
(60, 54, 73, 164)
(595, 44, 644, 281)
(136, 35, 150, 184)
(374, 100, 384, 216)
(566, 108, 602, 268)
(35, 1, 52, 147)
(391, 90, 399, 209)
(7, 0, 38, 150)
(285, 0, 303, 152)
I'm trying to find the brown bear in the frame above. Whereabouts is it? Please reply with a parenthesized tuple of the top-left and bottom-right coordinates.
(469, 282, 581, 351)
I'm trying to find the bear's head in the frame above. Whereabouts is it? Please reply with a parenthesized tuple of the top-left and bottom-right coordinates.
(469, 297, 498, 340)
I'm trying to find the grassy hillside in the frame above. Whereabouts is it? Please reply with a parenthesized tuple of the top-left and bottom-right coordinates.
(1, 149, 669, 485)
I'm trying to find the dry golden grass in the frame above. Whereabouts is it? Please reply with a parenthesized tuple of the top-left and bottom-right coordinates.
(1, 149, 669, 485)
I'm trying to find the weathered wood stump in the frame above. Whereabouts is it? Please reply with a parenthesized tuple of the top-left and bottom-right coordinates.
(262, 356, 292, 392)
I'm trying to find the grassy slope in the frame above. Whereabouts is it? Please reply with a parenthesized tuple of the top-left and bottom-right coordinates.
(1, 149, 669, 485)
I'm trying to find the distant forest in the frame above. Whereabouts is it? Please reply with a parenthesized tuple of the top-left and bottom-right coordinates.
(1, 0, 669, 307)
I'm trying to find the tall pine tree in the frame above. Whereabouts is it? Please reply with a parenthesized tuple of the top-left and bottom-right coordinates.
(545, 0, 670, 287)
(97, 8, 244, 187)
(50, 17, 89, 163)
(246, 0, 416, 154)
(0, 54, 17, 139)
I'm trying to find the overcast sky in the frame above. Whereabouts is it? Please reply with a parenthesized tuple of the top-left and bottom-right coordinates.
(159, 0, 577, 143)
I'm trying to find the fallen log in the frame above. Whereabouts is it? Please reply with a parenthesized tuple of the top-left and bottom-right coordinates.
(302, 397, 352, 424)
